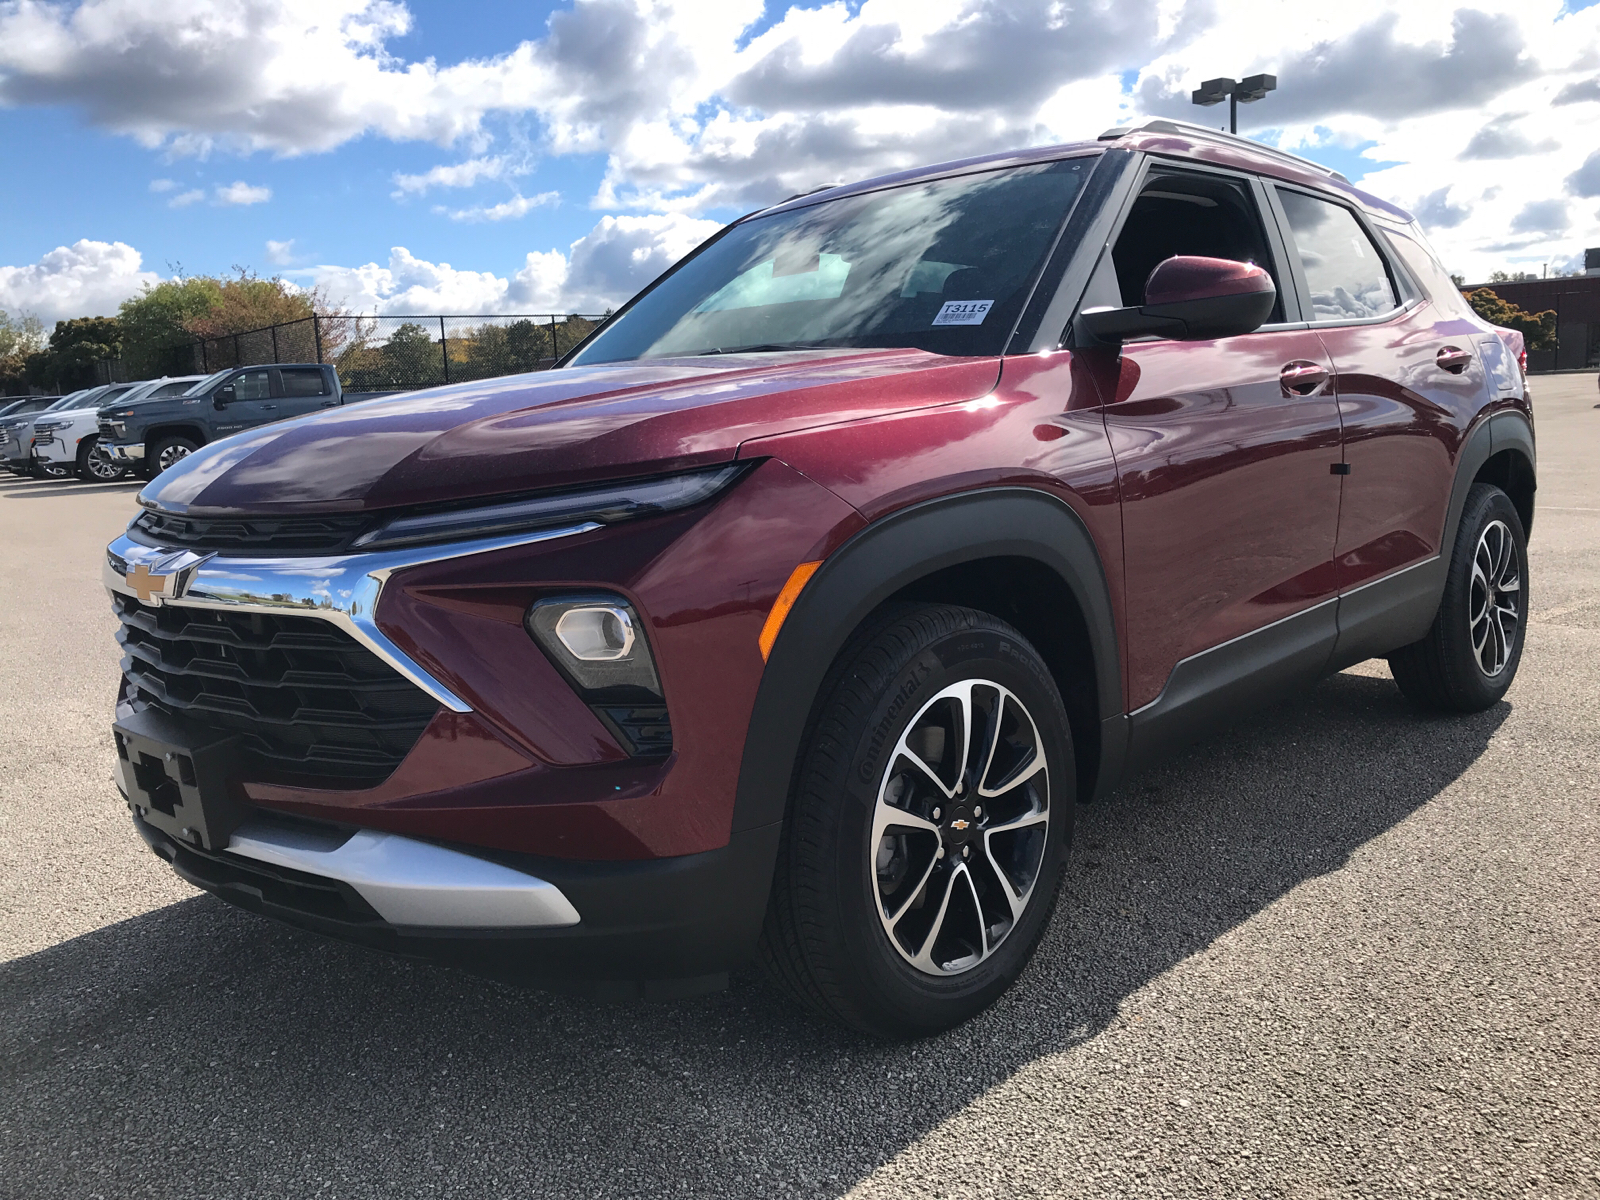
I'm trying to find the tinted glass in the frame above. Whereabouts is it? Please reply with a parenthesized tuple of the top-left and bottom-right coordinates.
(571, 159, 1091, 363)
(1277, 190, 1397, 320)
(150, 380, 196, 397)
(279, 368, 328, 397)
(233, 370, 272, 401)
(183, 369, 234, 397)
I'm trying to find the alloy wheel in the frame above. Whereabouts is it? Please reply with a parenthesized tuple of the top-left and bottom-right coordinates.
(870, 678, 1050, 976)
(86, 440, 125, 481)
(157, 443, 192, 472)
(1469, 518, 1520, 677)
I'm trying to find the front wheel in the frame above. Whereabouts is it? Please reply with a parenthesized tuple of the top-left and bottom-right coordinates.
(1389, 483, 1529, 711)
(759, 604, 1073, 1037)
(77, 435, 130, 482)
(148, 435, 200, 476)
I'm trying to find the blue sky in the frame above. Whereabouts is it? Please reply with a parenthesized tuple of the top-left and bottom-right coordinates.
(3, 0, 1599, 323)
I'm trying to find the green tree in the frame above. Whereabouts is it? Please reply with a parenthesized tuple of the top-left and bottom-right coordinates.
(0, 308, 46, 393)
(118, 276, 223, 376)
(26, 316, 122, 391)
(1463, 289, 1557, 351)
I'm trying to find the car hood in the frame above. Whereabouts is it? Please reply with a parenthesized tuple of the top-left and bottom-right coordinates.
(140, 349, 1000, 515)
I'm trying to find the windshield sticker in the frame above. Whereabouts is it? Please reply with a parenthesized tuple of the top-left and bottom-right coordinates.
(932, 299, 994, 326)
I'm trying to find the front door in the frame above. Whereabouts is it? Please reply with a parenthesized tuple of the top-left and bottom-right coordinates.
(213, 369, 276, 435)
(1087, 167, 1345, 722)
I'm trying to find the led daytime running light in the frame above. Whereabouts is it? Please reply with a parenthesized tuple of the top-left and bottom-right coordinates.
(352, 463, 750, 551)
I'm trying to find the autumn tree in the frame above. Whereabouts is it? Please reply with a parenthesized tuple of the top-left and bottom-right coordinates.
(1463, 289, 1558, 351)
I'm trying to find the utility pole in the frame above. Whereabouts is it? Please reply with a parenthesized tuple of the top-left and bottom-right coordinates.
(1191, 74, 1277, 134)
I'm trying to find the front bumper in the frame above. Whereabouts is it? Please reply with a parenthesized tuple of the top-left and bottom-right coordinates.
(134, 809, 777, 993)
(30, 435, 77, 466)
(110, 442, 145, 461)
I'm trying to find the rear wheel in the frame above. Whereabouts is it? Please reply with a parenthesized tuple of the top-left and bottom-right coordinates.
(77, 435, 130, 482)
(149, 435, 199, 476)
(1389, 483, 1528, 711)
(759, 604, 1073, 1037)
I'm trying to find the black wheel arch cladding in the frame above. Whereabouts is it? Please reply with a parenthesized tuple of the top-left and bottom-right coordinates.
(733, 486, 1120, 837)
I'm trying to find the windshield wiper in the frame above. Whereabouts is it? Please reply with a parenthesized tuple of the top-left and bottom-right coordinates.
(695, 342, 832, 355)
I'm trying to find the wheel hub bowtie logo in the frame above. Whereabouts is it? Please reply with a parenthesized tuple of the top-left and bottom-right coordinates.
(950, 818, 970, 831)
(118, 551, 212, 605)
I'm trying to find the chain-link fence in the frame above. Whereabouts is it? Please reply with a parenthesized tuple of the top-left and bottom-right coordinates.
(171, 313, 607, 393)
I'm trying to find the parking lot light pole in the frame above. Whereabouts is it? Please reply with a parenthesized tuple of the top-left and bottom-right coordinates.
(1191, 74, 1277, 133)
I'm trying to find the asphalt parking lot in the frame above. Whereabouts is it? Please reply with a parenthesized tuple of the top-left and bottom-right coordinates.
(1, 376, 1596, 1200)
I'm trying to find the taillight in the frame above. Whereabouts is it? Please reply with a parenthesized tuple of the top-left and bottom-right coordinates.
(1517, 348, 1527, 376)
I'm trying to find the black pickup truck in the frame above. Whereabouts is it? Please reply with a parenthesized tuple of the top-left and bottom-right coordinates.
(98, 363, 385, 478)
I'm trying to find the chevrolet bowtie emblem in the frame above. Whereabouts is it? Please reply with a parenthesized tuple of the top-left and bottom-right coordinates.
(125, 562, 172, 603)
(118, 551, 212, 605)
(950, 819, 971, 831)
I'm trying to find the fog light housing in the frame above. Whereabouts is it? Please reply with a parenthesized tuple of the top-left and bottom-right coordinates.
(526, 594, 670, 757)
(554, 605, 636, 661)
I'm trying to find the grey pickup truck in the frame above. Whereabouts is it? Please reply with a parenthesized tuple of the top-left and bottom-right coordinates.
(97, 363, 380, 478)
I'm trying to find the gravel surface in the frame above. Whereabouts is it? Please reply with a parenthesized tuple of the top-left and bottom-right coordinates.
(1, 378, 1596, 1199)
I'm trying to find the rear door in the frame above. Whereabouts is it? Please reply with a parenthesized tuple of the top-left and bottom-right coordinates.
(272, 367, 338, 419)
(1271, 187, 1483, 589)
(212, 369, 276, 435)
(1089, 165, 1344, 717)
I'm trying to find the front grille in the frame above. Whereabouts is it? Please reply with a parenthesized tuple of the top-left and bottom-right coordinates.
(115, 593, 439, 783)
(128, 508, 375, 556)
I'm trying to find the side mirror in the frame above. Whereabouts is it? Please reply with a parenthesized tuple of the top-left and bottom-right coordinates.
(1077, 256, 1276, 345)
(213, 384, 236, 407)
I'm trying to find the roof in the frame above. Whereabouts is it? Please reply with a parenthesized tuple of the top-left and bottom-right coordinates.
(754, 119, 1413, 225)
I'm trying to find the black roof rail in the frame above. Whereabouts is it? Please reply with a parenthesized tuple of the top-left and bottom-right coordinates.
(1098, 118, 1350, 184)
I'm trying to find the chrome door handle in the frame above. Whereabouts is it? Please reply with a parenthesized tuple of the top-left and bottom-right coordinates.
(1280, 360, 1329, 396)
(1437, 346, 1472, 374)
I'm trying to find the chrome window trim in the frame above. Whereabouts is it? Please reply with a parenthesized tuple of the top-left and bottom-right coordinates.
(104, 522, 601, 712)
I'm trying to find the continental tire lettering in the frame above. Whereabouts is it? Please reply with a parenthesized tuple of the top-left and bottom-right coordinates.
(859, 658, 933, 783)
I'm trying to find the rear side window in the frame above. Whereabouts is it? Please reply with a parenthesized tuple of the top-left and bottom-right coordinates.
(233, 370, 272, 401)
(150, 381, 193, 398)
(1276, 190, 1397, 321)
(279, 368, 329, 397)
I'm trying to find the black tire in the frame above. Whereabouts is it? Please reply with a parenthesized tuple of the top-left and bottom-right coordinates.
(31, 458, 72, 480)
(1389, 483, 1528, 712)
(759, 604, 1073, 1038)
(76, 435, 130, 482)
(148, 435, 200, 476)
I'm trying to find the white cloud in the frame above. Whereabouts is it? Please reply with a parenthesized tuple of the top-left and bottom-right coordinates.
(266, 239, 296, 265)
(148, 178, 177, 193)
(0, 239, 159, 324)
(441, 190, 560, 222)
(300, 211, 721, 314)
(215, 180, 271, 206)
(7, 1, 1600, 284)
(168, 188, 206, 208)
(392, 155, 516, 196)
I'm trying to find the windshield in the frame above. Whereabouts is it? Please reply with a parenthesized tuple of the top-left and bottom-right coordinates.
(570, 158, 1092, 365)
(182, 369, 234, 397)
(44, 387, 102, 412)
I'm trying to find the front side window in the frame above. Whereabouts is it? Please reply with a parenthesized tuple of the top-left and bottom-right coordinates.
(570, 158, 1092, 364)
(1277, 190, 1398, 321)
(232, 370, 272, 401)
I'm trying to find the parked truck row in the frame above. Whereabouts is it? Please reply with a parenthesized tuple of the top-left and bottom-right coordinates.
(0, 364, 377, 482)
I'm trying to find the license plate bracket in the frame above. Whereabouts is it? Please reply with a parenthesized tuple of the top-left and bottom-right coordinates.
(114, 708, 245, 852)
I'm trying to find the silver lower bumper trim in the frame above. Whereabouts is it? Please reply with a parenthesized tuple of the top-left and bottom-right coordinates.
(225, 820, 582, 928)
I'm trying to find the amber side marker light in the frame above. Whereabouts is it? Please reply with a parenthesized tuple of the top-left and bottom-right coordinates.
(759, 560, 823, 661)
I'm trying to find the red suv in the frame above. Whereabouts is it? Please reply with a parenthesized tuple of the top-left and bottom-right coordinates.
(107, 120, 1534, 1036)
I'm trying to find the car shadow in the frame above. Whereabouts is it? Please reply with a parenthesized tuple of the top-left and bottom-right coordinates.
(0, 477, 143, 499)
(0, 671, 1507, 1198)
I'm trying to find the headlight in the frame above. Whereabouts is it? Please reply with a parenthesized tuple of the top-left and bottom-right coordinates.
(33, 419, 70, 432)
(351, 463, 751, 551)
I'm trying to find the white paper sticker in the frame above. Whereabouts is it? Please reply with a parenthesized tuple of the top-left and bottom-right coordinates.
(932, 299, 994, 326)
